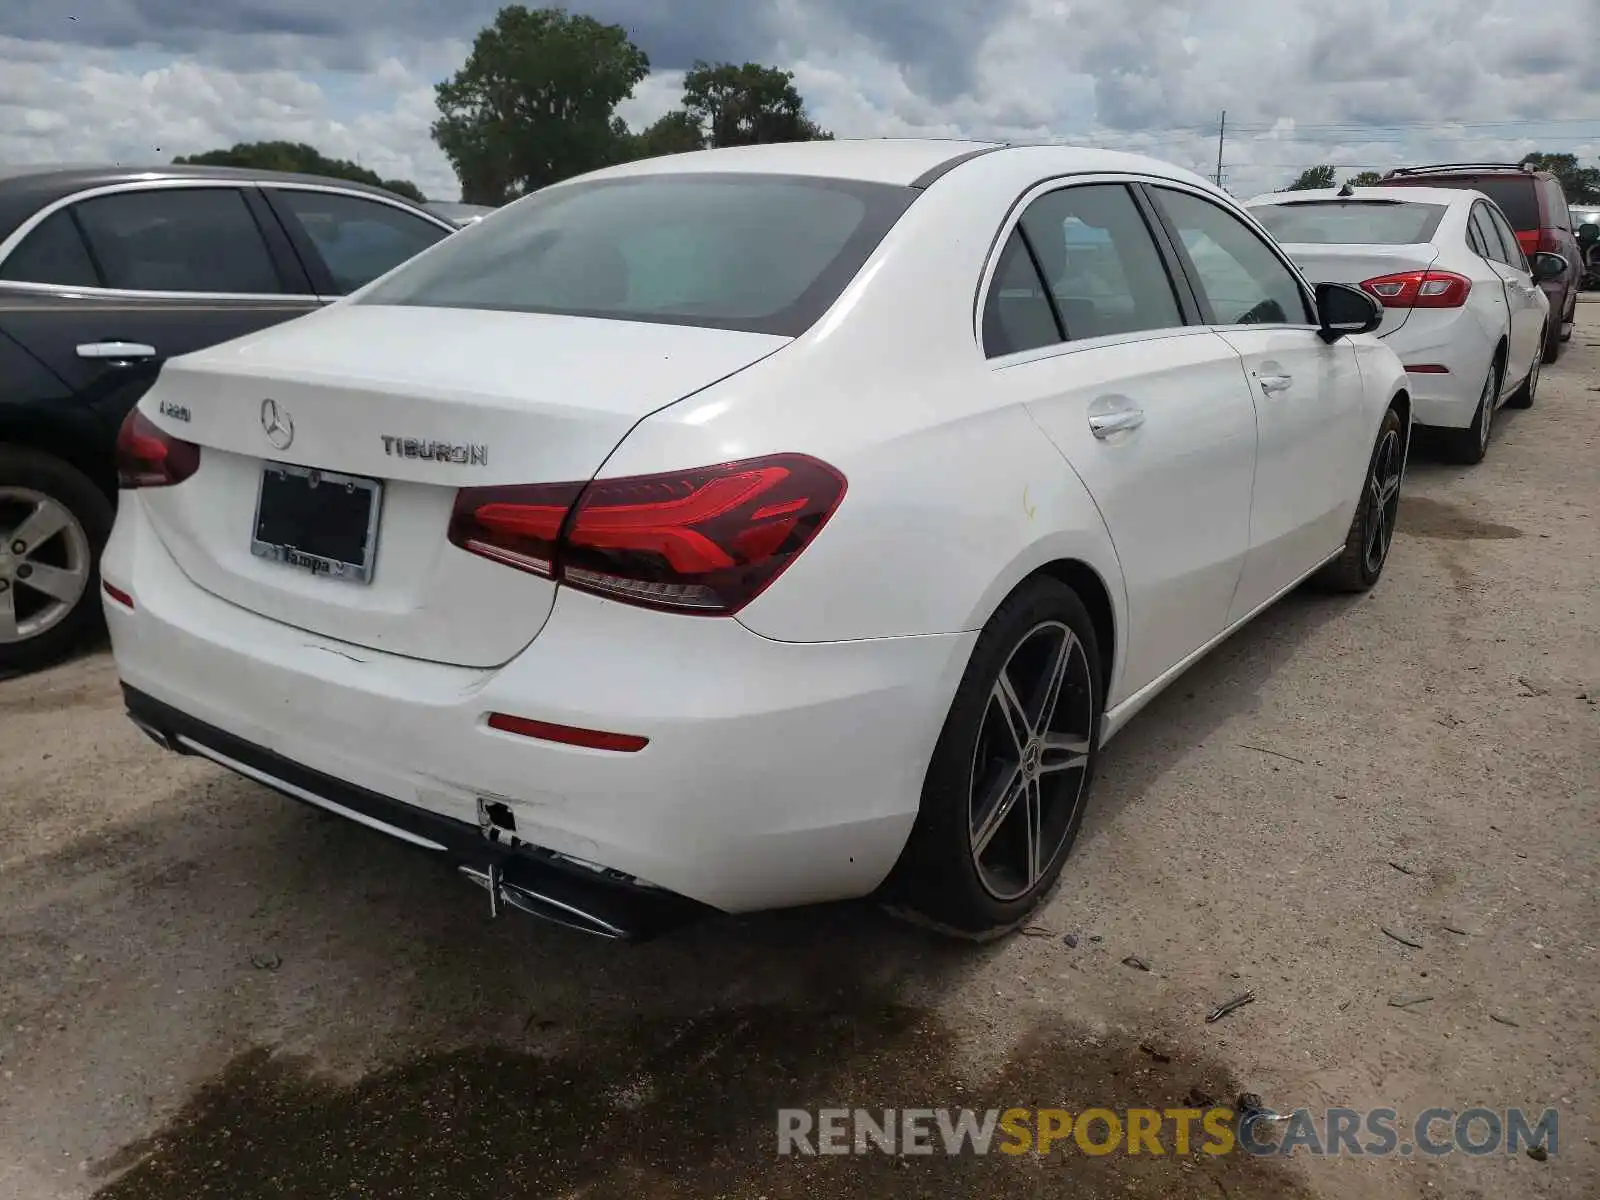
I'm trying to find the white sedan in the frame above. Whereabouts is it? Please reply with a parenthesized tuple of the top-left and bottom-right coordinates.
(1248, 185, 1566, 464)
(103, 140, 1411, 940)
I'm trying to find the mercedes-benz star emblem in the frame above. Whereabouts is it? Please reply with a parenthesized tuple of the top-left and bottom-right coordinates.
(260, 398, 294, 450)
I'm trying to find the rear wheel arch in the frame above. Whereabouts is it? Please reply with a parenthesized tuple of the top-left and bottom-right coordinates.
(0, 413, 116, 501)
(1030, 559, 1116, 697)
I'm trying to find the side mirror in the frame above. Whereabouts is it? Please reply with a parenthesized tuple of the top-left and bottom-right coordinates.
(1530, 252, 1568, 283)
(1315, 281, 1383, 342)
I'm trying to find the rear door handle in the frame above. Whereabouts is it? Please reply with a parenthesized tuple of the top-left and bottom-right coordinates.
(77, 341, 157, 361)
(1256, 373, 1293, 395)
(1087, 399, 1146, 438)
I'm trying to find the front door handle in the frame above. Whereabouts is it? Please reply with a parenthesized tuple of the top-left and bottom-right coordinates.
(77, 341, 157, 362)
(1256, 373, 1293, 395)
(1087, 402, 1146, 438)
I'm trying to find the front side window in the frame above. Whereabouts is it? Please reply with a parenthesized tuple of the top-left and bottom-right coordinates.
(0, 209, 100, 287)
(274, 190, 450, 294)
(1018, 184, 1183, 339)
(359, 173, 917, 337)
(1151, 187, 1312, 326)
(69, 188, 283, 294)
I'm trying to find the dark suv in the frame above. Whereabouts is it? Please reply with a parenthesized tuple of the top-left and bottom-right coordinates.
(0, 165, 455, 673)
(1382, 163, 1581, 363)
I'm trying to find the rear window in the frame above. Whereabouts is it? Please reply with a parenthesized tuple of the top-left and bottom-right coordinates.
(1252, 200, 1446, 245)
(1393, 176, 1541, 230)
(358, 173, 917, 336)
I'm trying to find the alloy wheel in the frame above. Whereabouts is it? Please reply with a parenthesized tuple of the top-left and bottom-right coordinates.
(1362, 427, 1404, 576)
(0, 488, 92, 645)
(968, 620, 1095, 901)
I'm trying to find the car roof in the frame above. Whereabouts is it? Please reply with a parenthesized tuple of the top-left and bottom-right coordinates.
(0, 163, 430, 241)
(572, 138, 1218, 191)
(1248, 185, 1480, 208)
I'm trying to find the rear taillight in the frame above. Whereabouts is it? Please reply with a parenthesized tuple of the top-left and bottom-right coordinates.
(448, 453, 847, 616)
(1537, 228, 1564, 257)
(116, 408, 200, 488)
(1360, 270, 1472, 309)
(1516, 229, 1542, 256)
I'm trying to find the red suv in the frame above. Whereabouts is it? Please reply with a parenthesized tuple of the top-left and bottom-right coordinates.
(1383, 162, 1581, 362)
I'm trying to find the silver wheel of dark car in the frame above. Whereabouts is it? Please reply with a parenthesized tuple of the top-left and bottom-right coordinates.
(0, 486, 92, 646)
(968, 619, 1095, 902)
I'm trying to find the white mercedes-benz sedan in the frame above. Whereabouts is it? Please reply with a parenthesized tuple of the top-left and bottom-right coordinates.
(1248, 185, 1565, 464)
(103, 140, 1412, 940)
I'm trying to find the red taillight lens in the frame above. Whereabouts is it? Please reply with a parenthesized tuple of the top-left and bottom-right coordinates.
(1520, 229, 1546, 256)
(115, 408, 200, 488)
(1360, 270, 1471, 309)
(447, 453, 847, 616)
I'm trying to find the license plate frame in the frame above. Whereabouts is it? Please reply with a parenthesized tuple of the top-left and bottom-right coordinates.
(250, 462, 383, 585)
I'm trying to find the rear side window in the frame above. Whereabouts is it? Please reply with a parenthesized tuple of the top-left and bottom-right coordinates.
(1018, 184, 1183, 339)
(1471, 205, 1514, 267)
(71, 188, 284, 294)
(0, 209, 100, 287)
(360, 173, 916, 337)
(1251, 200, 1446, 245)
(1485, 205, 1529, 270)
(273, 190, 450, 294)
(1150, 187, 1313, 325)
(982, 229, 1062, 357)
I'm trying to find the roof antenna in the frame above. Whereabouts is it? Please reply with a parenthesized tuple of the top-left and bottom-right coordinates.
(1337, 181, 1355, 197)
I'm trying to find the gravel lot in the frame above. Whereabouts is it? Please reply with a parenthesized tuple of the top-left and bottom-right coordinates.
(3, 307, 1596, 1200)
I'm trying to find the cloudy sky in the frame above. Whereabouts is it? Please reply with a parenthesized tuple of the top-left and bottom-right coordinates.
(2, 0, 1597, 201)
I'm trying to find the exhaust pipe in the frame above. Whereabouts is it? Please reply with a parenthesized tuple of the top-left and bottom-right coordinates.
(459, 864, 629, 940)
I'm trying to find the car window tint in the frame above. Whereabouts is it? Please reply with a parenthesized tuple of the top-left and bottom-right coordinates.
(360, 174, 916, 338)
(1465, 179, 1540, 230)
(1151, 187, 1311, 325)
(1018, 184, 1182, 339)
(0, 209, 100, 287)
(1251, 200, 1446, 245)
(275, 190, 450, 294)
(1464, 216, 1488, 258)
(72, 188, 283, 294)
(1486, 205, 1529, 270)
(1471, 206, 1512, 266)
(982, 229, 1062, 357)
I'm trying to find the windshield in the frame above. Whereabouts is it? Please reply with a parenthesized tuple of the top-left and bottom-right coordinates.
(1253, 200, 1446, 245)
(361, 173, 917, 336)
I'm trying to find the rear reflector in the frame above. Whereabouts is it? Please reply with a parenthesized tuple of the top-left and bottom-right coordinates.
(102, 580, 134, 608)
(448, 454, 847, 616)
(1404, 364, 1450, 374)
(1360, 270, 1471, 309)
(486, 712, 649, 753)
(115, 408, 201, 488)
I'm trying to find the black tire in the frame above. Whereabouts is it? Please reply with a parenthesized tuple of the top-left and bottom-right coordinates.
(1439, 358, 1500, 466)
(1542, 320, 1561, 363)
(885, 576, 1103, 939)
(1316, 405, 1406, 594)
(0, 446, 114, 675)
(1507, 333, 1543, 409)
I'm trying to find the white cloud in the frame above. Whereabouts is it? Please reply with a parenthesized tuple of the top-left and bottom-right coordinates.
(0, 0, 1596, 202)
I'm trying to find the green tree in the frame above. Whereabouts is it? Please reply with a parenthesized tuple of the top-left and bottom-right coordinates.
(174, 141, 426, 202)
(1345, 170, 1383, 188)
(1285, 164, 1336, 191)
(630, 110, 707, 159)
(681, 61, 832, 148)
(432, 5, 649, 204)
(1520, 152, 1600, 204)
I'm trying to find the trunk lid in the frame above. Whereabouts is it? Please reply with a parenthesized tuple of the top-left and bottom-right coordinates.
(1280, 243, 1440, 336)
(137, 305, 788, 667)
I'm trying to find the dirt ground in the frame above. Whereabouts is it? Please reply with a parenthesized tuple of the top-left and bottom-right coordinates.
(2, 307, 1597, 1200)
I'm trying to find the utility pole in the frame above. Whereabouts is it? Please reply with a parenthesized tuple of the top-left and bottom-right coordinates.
(1214, 110, 1226, 187)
